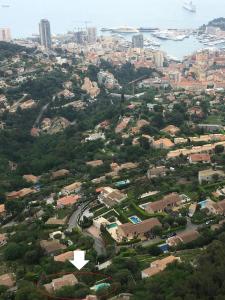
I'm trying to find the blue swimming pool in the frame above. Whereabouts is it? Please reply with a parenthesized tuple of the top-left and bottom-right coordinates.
(198, 200, 207, 209)
(129, 215, 142, 224)
(106, 223, 118, 229)
(159, 243, 169, 253)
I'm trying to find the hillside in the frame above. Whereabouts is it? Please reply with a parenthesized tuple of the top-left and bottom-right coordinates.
(207, 17, 225, 30)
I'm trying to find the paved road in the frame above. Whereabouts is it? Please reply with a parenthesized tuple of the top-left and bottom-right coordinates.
(33, 95, 56, 128)
(184, 217, 201, 232)
(68, 201, 106, 256)
(67, 202, 87, 230)
(9, 94, 27, 113)
(85, 231, 106, 256)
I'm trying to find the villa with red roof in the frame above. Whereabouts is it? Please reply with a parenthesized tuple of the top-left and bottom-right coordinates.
(57, 195, 80, 208)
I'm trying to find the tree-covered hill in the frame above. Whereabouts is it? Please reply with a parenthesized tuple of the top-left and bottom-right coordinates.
(0, 42, 33, 61)
(207, 18, 225, 31)
(133, 231, 225, 300)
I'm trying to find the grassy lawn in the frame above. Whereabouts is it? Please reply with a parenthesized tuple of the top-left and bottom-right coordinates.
(93, 206, 109, 218)
(89, 203, 105, 213)
(57, 207, 72, 219)
(102, 210, 119, 219)
(176, 248, 204, 262)
(203, 114, 224, 125)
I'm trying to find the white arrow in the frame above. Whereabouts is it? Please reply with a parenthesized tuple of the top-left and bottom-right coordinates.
(69, 250, 89, 270)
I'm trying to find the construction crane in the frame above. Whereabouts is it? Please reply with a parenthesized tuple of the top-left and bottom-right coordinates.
(74, 20, 92, 30)
(127, 75, 150, 95)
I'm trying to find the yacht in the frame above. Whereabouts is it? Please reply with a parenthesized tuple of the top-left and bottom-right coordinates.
(138, 27, 158, 32)
(100, 28, 112, 32)
(111, 27, 139, 34)
(183, 1, 196, 13)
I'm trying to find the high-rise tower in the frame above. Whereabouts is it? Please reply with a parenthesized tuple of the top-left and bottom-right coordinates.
(39, 19, 52, 49)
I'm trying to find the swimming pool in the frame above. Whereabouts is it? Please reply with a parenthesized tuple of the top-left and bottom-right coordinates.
(198, 200, 207, 209)
(91, 283, 110, 292)
(106, 223, 118, 229)
(129, 215, 142, 224)
(159, 243, 169, 253)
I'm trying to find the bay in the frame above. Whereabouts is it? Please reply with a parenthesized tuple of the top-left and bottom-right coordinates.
(1, 0, 225, 58)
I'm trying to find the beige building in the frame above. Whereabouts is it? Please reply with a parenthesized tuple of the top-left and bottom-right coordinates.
(116, 218, 161, 242)
(44, 274, 78, 293)
(198, 169, 225, 184)
(61, 182, 82, 195)
(141, 255, 181, 278)
(98, 187, 127, 208)
(152, 138, 174, 149)
(167, 230, 200, 247)
(145, 193, 182, 213)
(0, 28, 11, 42)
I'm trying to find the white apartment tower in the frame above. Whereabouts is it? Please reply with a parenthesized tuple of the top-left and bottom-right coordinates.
(154, 51, 164, 68)
(87, 27, 97, 43)
(39, 19, 52, 49)
(0, 28, 11, 42)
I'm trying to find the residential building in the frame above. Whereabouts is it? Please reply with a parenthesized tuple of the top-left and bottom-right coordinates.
(161, 125, 180, 136)
(0, 273, 15, 288)
(81, 77, 100, 98)
(97, 70, 119, 89)
(145, 193, 182, 213)
(85, 132, 105, 142)
(23, 174, 39, 184)
(61, 182, 82, 195)
(0, 28, 11, 42)
(54, 251, 74, 262)
(45, 217, 67, 226)
(198, 169, 225, 184)
(167, 230, 200, 247)
(51, 169, 70, 179)
(115, 117, 131, 133)
(44, 274, 78, 293)
(189, 153, 211, 164)
(141, 255, 181, 278)
(98, 187, 127, 208)
(152, 138, 174, 149)
(40, 240, 66, 255)
(6, 188, 35, 200)
(87, 27, 97, 43)
(39, 19, 52, 49)
(198, 124, 223, 133)
(57, 195, 80, 208)
(74, 30, 87, 44)
(153, 51, 164, 68)
(57, 89, 75, 99)
(110, 162, 138, 174)
(132, 34, 144, 48)
(205, 199, 225, 215)
(109, 294, 133, 300)
(0, 234, 7, 247)
(174, 137, 188, 144)
(0, 204, 5, 216)
(147, 166, 167, 180)
(168, 71, 181, 82)
(86, 160, 103, 167)
(116, 218, 161, 241)
(189, 203, 197, 217)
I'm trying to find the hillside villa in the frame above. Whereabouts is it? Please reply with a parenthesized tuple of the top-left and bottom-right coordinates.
(116, 218, 161, 242)
(98, 187, 127, 208)
(167, 230, 200, 247)
(141, 255, 181, 278)
(145, 193, 182, 214)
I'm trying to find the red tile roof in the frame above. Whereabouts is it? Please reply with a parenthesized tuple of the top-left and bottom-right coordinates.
(57, 195, 80, 207)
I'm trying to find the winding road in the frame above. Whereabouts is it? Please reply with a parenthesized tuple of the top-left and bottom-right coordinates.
(68, 201, 106, 256)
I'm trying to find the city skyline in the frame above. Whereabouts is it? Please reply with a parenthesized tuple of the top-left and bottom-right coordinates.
(0, 0, 225, 38)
